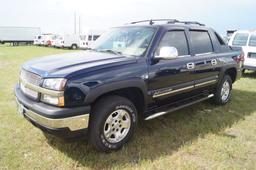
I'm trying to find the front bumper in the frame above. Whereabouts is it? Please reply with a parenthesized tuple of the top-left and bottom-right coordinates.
(15, 85, 91, 138)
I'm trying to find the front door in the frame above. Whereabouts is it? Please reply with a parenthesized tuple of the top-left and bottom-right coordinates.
(148, 29, 195, 106)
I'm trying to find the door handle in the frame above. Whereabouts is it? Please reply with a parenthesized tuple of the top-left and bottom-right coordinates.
(187, 62, 195, 70)
(211, 59, 218, 66)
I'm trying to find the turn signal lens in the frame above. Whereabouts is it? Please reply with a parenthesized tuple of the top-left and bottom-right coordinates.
(58, 96, 65, 107)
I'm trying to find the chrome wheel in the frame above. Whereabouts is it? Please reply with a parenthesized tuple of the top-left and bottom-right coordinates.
(103, 109, 131, 143)
(221, 80, 230, 101)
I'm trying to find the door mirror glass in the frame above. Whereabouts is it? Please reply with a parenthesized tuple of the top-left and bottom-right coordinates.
(155, 46, 178, 60)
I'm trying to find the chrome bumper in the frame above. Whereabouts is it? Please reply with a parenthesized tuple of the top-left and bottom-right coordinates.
(16, 98, 89, 131)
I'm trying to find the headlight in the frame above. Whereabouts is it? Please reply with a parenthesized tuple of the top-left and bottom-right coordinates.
(41, 78, 66, 106)
(42, 78, 67, 91)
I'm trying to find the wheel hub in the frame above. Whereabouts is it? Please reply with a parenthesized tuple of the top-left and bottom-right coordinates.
(221, 80, 230, 101)
(103, 109, 131, 143)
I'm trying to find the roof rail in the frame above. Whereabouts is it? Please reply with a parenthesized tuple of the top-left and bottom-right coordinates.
(130, 19, 179, 25)
(168, 20, 205, 26)
(129, 19, 205, 26)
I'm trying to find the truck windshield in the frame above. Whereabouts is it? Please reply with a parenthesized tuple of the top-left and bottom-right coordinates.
(232, 33, 249, 46)
(91, 27, 156, 57)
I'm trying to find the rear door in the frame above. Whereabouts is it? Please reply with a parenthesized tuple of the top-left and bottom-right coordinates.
(245, 34, 256, 67)
(188, 30, 220, 88)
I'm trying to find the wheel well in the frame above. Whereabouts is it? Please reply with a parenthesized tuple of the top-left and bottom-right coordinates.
(92, 87, 145, 114)
(225, 68, 237, 83)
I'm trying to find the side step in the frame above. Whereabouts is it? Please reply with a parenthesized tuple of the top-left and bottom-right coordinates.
(145, 94, 214, 120)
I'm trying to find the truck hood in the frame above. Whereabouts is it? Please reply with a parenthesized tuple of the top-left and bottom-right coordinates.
(23, 51, 137, 78)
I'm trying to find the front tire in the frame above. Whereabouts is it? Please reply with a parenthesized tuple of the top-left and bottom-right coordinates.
(89, 96, 138, 152)
(213, 75, 232, 105)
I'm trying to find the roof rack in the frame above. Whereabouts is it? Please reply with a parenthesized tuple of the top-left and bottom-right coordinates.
(130, 19, 179, 25)
(168, 20, 205, 26)
(129, 19, 205, 26)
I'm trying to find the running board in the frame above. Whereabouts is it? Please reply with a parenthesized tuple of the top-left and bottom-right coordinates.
(145, 94, 214, 120)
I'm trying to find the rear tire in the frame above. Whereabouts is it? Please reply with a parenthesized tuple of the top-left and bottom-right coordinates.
(71, 44, 78, 50)
(213, 75, 232, 105)
(89, 95, 138, 152)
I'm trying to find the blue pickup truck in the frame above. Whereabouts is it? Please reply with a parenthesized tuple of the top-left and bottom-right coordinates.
(15, 19, 243, 152)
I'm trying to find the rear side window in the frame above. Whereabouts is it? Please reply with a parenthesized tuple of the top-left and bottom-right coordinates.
(232, 33, 249, 46)
(249, 34, 256, 47)
(189, 31, 213, 54)
(157, 30, 189, 56)
(215, 32, 226, 45)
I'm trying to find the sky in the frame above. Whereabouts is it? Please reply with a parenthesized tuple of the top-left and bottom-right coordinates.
(0, 0, 255, 35)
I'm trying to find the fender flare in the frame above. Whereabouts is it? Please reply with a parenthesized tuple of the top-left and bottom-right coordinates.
(84, 78, 148, 106)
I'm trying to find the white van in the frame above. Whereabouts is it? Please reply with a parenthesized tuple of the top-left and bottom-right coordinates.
(51, 35, 61, 47)
(33, 35, 42, 45)
(34, 34, 54, 46)
(42, 34, 56, 46)
(55, 34, 80, 49)
(229, 30, 256, 72)
(80, 34, 101, 49)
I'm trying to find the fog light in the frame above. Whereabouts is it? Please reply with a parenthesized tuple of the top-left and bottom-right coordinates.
(41, 94, 65, 107)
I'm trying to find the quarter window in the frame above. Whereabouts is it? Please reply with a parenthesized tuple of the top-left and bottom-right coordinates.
(157, 30, 189, 56)
(190, 31, 213, 54)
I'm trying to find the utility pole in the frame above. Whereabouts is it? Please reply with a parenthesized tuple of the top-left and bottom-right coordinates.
(74, 12, 77, 34)
(79, 15, 81, 35)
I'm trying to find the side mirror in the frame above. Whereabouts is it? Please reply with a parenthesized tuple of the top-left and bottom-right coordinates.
(155, 46, 178, 60)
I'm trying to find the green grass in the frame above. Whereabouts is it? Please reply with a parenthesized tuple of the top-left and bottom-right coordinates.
(1, 44, 256, 170)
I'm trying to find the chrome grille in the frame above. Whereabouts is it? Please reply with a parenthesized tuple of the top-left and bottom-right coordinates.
(20, 69, 41, 99)
(20, 69, 41, 86)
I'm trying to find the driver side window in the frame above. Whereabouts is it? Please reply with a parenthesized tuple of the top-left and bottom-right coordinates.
(156, 30, 189, 56)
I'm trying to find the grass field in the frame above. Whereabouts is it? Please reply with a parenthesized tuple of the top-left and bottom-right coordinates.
(0, 44, 256, 170)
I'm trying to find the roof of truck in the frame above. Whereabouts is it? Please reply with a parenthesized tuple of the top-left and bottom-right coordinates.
(124, 19, 211, 30)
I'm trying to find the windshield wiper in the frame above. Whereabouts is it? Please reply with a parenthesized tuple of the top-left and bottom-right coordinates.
(97, 49, 122, 55)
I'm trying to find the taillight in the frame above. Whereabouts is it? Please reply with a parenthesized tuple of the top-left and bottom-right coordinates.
(234, 52, 245, 63)
(239, 52, 245, 61)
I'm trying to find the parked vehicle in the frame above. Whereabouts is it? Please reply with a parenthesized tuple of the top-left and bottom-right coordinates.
(15, 19, 243, 152)
(55, 34, 80, 49)
(0, 26, 41, 46)
(33, 35, 42, 45)
(80, 30, 103, 49)
(51, 35, 61, 47)
(41, 34, 55, 46)
(229, 30, 256, 72)
(34, 34, 54, 46)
